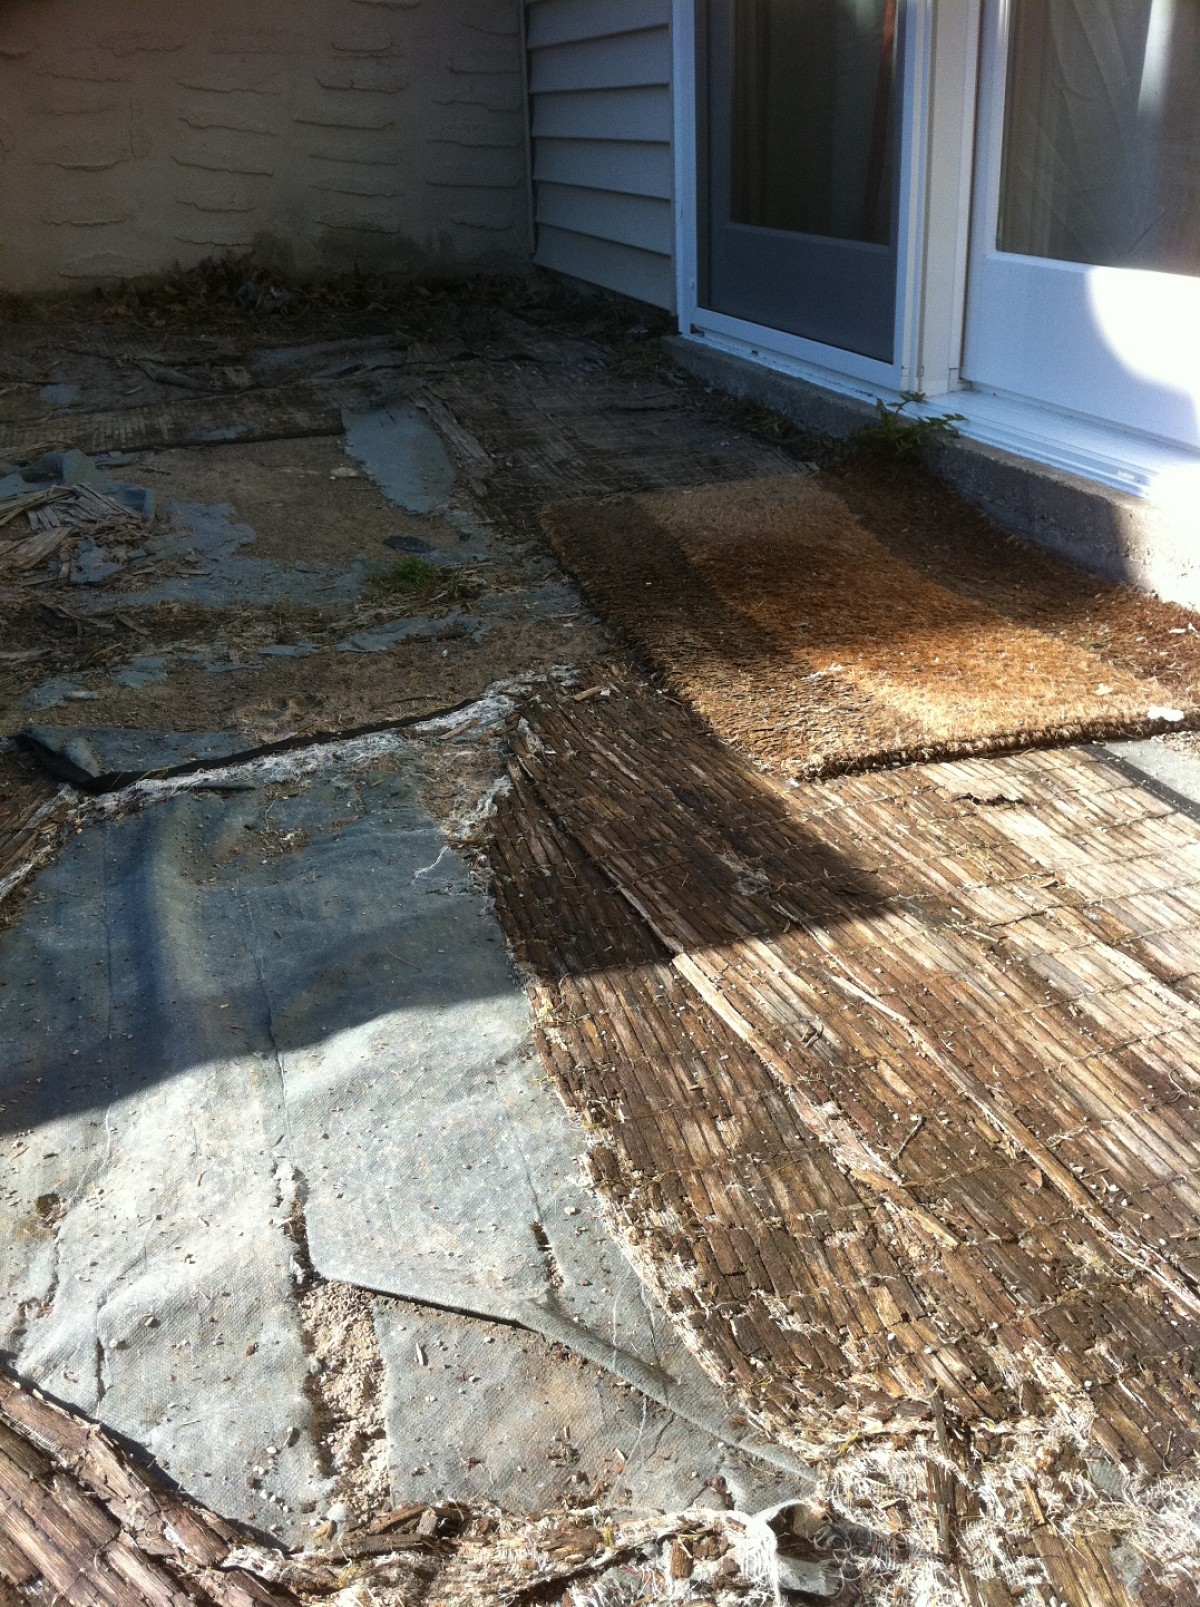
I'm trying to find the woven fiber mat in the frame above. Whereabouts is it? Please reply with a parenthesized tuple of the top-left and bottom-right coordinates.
(0, 752, 65, 914)
(0, 388, 341, 460)
(542, 472, 1200, 777)
(490, 684, 1200, 1607)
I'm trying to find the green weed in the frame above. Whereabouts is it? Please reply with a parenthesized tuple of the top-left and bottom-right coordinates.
(369, 557, 469, 601)
(852, 393, 966, 461)
(731, 399, 794, 441)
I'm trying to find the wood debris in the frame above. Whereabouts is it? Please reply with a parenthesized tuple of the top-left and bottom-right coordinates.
(0, 487, 70, 531)
(0, 1368, 774, 1607)
(0, 482, 153, 580)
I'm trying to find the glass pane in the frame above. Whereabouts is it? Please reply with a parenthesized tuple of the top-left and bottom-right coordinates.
(731, 0, 898, 245)
(999, 0, 1200, 275)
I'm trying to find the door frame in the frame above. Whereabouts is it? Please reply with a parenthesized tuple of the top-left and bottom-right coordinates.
(672, 0, 984, 397)
(700, 0, 905, 363)
(962, 0, 1200, 453)
(673, 0, 1200, 493)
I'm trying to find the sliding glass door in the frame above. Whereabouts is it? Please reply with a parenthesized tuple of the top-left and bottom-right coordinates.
(963, 0, 1200, 448)
(701, 0, 903, 362)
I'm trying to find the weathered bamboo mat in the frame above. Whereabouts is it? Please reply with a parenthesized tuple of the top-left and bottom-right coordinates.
(430, 360, 797, 501)
(491, 686, 1200, 1606)
(0, 761, 65, 912)
(0, 1367, 773, 1607)
(0, 389, 340, 461)
(542, 474, 1200, 777)
(0, 1367, 294, 1607)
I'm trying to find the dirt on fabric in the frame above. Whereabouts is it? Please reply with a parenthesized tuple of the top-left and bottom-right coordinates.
(0, 276, 673, 749)
(2, 608, 599, 745)
(294, 1278, 392, 1529)
(543, 467, 1200, 778)
(0, 427, 607, 743)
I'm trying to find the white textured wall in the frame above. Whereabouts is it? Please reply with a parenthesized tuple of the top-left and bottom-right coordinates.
(0, 0, 530, 291)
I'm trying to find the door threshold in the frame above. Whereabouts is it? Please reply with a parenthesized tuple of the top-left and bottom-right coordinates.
(670, 329, 1200, 610)
(939, 388, 1200, 511)
(680, 327, 1200, 509)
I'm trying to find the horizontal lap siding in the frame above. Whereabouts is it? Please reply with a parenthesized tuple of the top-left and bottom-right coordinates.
(527, 0, 674, 309)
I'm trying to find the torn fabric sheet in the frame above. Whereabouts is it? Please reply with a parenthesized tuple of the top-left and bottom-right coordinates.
(0, 725, 808, 1545)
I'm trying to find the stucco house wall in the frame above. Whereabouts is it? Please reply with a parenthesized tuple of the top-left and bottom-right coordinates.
(0, 0, 530, 292)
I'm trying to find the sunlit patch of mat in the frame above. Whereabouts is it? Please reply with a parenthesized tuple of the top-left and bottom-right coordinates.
(542, 473, 1199, 777)
(490, 684, 1200, 1606)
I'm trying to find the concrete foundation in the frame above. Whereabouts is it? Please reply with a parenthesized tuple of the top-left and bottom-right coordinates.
(668, 334, 1200, 611)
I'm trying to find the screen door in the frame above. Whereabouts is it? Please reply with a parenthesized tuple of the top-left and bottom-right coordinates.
(701, 0, 902, 362)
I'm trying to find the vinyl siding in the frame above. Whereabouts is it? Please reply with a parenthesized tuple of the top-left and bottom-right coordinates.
(526, 0, 674, 309)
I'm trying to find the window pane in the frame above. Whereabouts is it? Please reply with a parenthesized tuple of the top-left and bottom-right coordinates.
(731, 0, 898, 245)
(998, 0, 1200, 275)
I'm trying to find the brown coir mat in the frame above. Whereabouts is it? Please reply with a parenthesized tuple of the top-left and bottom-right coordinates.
(542, 469, 1200, 777)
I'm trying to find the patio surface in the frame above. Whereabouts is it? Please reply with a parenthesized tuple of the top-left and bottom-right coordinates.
(2, 280, 1200, 1606)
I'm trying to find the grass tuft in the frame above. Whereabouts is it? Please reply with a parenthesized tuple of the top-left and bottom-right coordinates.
(370, 557, 441, 595)
(849, 394, 966, 462)
(369, 557, 470, 601)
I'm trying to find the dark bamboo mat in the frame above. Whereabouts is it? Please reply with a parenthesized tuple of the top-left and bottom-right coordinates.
(490, 683, 1200, 1607)
(0, 389, 340, 461)
(0, 1368, 296, 1606)
(0, 754, 65, 920)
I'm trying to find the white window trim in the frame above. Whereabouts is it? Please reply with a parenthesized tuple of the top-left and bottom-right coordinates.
(670, 0, 1200, 504)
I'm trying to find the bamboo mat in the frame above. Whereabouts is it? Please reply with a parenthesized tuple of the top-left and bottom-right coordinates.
(0, 1367, 295, 1607)
(0, 1367, 768, 1606)
(490, 684, 1200, 1607)
(542, 474, 1200, 777)
(0, 759, 65, 914)
(0, 389, 340, 461)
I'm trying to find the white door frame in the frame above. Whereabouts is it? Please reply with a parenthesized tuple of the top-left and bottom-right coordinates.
(963, 0, 1200, 453)
(672, 0, 983, 399)
(671, 0, 1200, 499)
